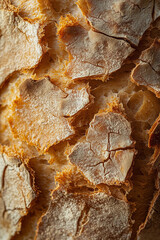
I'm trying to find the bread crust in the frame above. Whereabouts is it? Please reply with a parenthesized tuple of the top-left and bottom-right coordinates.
(0, 1, 160, 240)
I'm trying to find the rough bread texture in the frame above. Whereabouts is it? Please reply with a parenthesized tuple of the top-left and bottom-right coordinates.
(1, 0, 160, 240)
(68, 111, 135, 185)
(0, 8, 44, 87)
(58, 16, 134, 80)
(77, 0, 154, 46)
(0, 151, 36, 240)
(36, 187, 133, 240)
(132, 40, 160, 98)
(9, 77, 93, 152)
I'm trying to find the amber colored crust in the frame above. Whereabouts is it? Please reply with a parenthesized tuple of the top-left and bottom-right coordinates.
(131, 40, 160, 98)
(1, 1, 160, 240)
(0, 147, 37, 240)
(35, 185, 133, 240)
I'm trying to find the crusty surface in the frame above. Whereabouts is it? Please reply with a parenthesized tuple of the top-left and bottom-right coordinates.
(59, 16, 134, 80)
(0, 8, 43, 87)
(131, 40, 160, 98)
(0, 152, 36, 240)
(1, 0, 160, 240)
(9, 77, 92, 152)
(36, 188, 133, 240)
(78, 0, 153, 46)
(69, 111, 135, 185)
(12, 157, 56, 240)
(10, 0, 47, 20)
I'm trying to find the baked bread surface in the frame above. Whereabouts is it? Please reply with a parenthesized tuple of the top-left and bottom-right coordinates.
(0, 1, 160, 240)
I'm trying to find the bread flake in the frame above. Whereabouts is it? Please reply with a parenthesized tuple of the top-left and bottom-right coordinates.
(58, 16, 134, 80)
(0, 152, 36, 240)
(131, 40, 160, 98)
(68, 111, 135, 185)
(77, 0, 154, 46)
(0, 8, 44, 87)
(36, 188, 133, 240)
(9, 77, 93, 152)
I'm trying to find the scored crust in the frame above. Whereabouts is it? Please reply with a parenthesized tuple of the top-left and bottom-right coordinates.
(68, 110, 136, 185)
(0, 151, 36, 240)
(58, 15, 134, 80)
(36, 187, 133, 240)
(0, 7, 44, 87)
(9, 77, 93, 152)
(131, 40, 160, 98)
(77, 0, 154, 46)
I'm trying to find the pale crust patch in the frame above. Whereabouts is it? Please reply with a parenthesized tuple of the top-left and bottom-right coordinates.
(9, 77, 93, 152)
(0, 8, 44, 87)
(68, 111, 135, 185)
(0, 152, 36, 240)
(36, 188, 133, 240)
(58, 16, 134, 80)
(131, 40, 160, 98)
(77, 0, 154, 46)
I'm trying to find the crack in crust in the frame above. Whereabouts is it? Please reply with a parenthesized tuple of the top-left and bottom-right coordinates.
(68, 111, 136, 185)
(8, 77, 93, 153)
(0, 152, 36, 240)
(131, 40, 160, 98)
(77, 0, 155, 46)
(35, 187, 133, 240)
(58, 15, 134, 80)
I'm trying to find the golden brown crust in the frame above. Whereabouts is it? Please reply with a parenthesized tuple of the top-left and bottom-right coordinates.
(0, 7, 44, 87)
(8, 77, 93, 152)
(9, 0, 49, 21)
(0, 151, 36, 240)
(77, 0, 154, 46)
(36, 187, 133, 240)
(68, 110, 136, 186)
(131, 40, 160, 98)
(1, 0, 160, 239)
(58, 15, 134, 80)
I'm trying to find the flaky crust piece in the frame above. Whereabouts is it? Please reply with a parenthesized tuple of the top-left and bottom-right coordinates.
(68, 111, 135, 185)
(0, 152, 36, 240)
(9, 77, 93, 152)
(0, 7, 43, 86)
(36, 187, 133, 240)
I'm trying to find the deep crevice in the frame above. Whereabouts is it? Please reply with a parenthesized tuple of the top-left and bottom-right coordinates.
(152, 0, 156, 21)
(75, 204, 90, 237)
